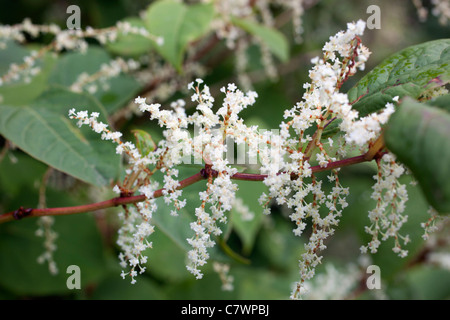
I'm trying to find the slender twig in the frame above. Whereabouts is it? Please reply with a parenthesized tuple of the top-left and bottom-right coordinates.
(232, 153, 373, 181)
(187, 34, 221, 64)
(0, 150, 382, 224)
(0, 172, 204, 224)
(38, 167, 53, 209)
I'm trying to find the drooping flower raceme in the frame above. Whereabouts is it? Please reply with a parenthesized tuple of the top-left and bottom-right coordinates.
(70, 78, 261, 282)
(69, 109, 159, 283)
(361, 152, 410, 258)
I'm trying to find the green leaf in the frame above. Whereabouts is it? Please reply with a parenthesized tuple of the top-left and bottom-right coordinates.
(143, 220, 191, 283)
(348, 39, 450, 118)
(151, 197, 196, 253)
(231, 17, 289, 62)
(48, 46, 141, 113)
(0, 88, 120, 186)
(384, 97, 450, 214)
(232, 266, 296, 299)
(144, 1, 214, 72)
(132, 129, 156, 157)
(427, 93, 450, 113)
(106, 17, 155, 57)
(230, 180, 267, 255)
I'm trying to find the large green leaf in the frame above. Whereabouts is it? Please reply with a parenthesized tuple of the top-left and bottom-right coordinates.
(231, 17, 289, 63)
(384, 97, 450, 214)
(48, 46, 141, 113)
(0, 88, 120, 186)
(348, 39, 450, 117)
(144, 1, 214, 72)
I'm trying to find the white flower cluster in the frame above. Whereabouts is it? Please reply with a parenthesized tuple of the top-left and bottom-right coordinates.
(0, 18, 162, 51)
(35, 216, 59, 275)
(427, 252, 450, 270)
(361, 152, 410, 258)
(70, 78, 260, 282)
(0, 19, 163, 88)
(208, 0, 311, 90)
(0, 18, 60, 44)
(70, 57, 140, 94)
(420, 206, 449, 242)
(209, 0, 251, 49)
(116, 21, 164, 46)
(431, 0, 450, 25)
(68, 109, 162, 283)
(303, 263, 360, 300)
(213, 261, 234, 291)
(118, 199, 156, 284)
(137, 80, 259, 280)
(167, 80, 258, 279)
(67, 20, 411, 298)
(421, 207, 440, 240)
(0, 49, 41, 87)
(412, 0, 450, 25)
(232, 197, 255, 221)
(343, 102, 395, 149)
(276, 0, 306, 43)
(209, 0, 308, 49)
(246, 20, 376, 299)
(186, 168, 238, 279)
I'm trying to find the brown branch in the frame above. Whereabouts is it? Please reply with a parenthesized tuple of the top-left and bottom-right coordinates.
(232, 153, 374, 182)
(187, 34, 221, 64)
(0, 172, 204, 224)
(0, 149, 382, 224)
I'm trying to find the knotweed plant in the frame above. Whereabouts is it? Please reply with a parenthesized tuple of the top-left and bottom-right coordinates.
(66, 21, 417, 298)
(1, 1, 449, 301)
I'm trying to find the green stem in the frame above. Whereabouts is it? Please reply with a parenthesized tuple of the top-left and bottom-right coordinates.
(218, 238, 251, 265)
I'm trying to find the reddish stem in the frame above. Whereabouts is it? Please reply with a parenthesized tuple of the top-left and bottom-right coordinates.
(0, 153, 377, 224)
(0, 172, 204, 224)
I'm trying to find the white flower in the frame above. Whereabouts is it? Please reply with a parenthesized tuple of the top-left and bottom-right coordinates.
(363, 152, 409, 257)
(156, 37, 164, 46)
(135, 96, 146, 105)
(113, 185, 121, 194)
